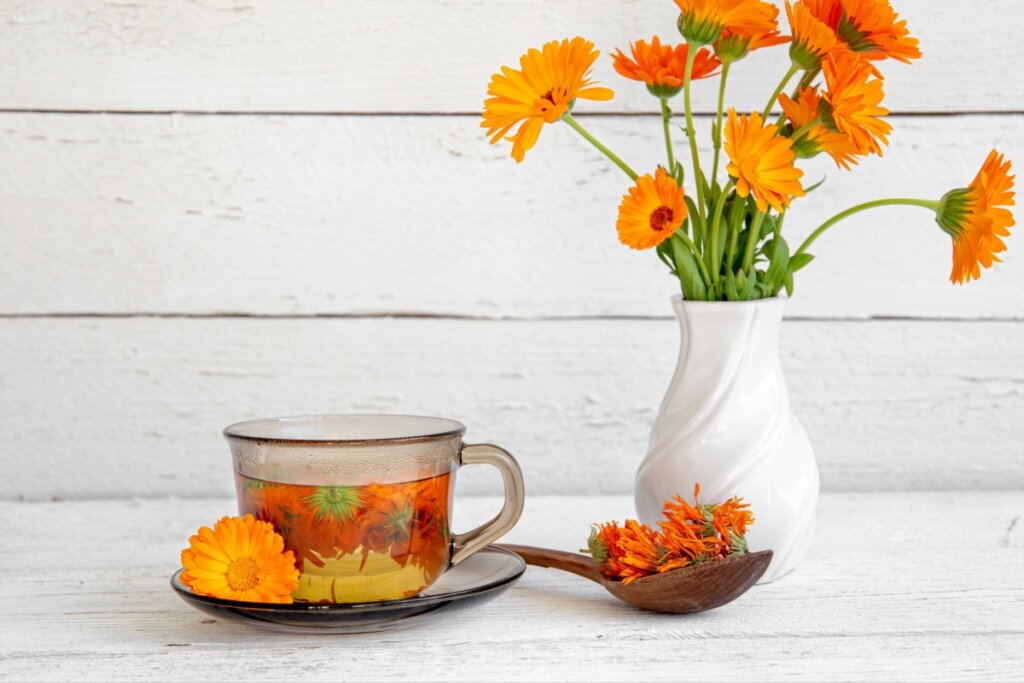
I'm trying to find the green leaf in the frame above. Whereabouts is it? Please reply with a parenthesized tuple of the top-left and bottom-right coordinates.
(716, 219, 729, 268)
(741, 268, 757, 299)
(733, 269, 757, 301)
(674, 160, 686, 186)
(670, 234, 708, 301)
(789, 252, 815, 272)
(700, 174, 713, 208)
(804, 176, 827, 194)
(764, 235, 790, 293)
(656, 240, 676, 273)
(784, 270, 795, 297)
(684, 195, 703, 244)
(724, 268, 740, 301)
(709, 178, 722, 205)
(709, 278, 725, 301)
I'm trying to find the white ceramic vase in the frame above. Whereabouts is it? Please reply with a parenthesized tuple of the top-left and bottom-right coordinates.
(634, 296, 819, 583)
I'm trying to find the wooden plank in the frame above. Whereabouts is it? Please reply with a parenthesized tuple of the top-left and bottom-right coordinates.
(1, 493, 1022, 681)
(1, 317, 1021, 500)
(1, 113, 1021, 319)
(1, 1, 1020, 113)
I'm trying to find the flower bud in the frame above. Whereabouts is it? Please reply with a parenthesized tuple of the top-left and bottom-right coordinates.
(678, 12, 723, 46)
(714, 33, 750, 64)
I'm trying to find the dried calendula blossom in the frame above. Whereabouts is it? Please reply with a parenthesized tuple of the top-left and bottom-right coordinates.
(585, 485, 754, 583)
(586, 520, 662, 584)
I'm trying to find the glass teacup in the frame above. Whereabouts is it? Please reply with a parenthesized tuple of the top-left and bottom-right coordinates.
(224, 414, 524, 603)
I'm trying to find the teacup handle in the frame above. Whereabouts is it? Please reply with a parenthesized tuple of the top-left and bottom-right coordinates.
(450, 443, 525, 566)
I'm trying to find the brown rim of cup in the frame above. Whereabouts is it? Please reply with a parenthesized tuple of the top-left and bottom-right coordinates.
(223, 414, 468, 446)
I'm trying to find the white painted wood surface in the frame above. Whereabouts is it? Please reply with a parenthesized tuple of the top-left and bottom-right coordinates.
(2, 1, 1021, 113)
(2, 318, 1021, 500)
(2, 493, 1022, 681)
(2, 113, 1021, 319)
(0, 0, 1021, 504)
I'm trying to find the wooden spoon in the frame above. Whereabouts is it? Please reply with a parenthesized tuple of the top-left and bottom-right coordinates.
(498, 544, 772, 614)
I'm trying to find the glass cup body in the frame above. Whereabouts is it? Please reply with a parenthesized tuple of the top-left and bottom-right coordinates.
(225, 415, 523, 603)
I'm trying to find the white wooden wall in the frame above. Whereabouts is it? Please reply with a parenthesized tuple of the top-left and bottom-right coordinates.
(1, 0, 1022, 500)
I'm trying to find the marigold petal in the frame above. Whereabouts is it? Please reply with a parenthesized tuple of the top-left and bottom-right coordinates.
(577, 86, 615, 101)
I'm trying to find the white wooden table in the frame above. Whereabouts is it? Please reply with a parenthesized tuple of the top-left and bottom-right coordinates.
(3, 492, 1022, 682)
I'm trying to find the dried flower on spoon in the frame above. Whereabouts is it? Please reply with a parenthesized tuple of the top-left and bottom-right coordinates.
(585, 485, 754, 584)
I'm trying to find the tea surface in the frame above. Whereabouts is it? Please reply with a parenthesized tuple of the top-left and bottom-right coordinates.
(236, 472, 452, 603)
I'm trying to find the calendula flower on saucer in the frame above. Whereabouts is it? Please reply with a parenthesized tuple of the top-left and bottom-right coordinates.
(180, 514, 299, 603)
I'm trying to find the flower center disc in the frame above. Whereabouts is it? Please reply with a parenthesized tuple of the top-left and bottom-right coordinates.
(226, 557, 260, 591)
(649, 205, 675, 231)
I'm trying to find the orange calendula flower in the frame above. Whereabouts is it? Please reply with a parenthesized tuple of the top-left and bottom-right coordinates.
(714, 2, 789, 63)
(482, 37, 614, 163)
(612, 37, 720, 98)
(674, 0, 782, 46)
(180, 514, 300, 603)
(939, 150, 1016, 285)
(785, 0, 839, 70)
(616, 167, 688, 250)
(806, 0, 921, 63)
(820, 50, 891, 157)
(780, 86, 859, 169)
(725, 109, 805, 213)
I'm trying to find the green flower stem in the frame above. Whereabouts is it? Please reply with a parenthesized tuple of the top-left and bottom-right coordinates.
(683, 45, 708, 229)
(706, 181, 735, 283)
(675, 228, 714, 289)
(790, 116, 821, 141)
(660, 98, 676, 171)
(710, 61, 731, 184)
(561, 113, 638, 181)
(761, 63, 800, 121)
(794, 198, 942, 257)
(742, 210, 766, 272)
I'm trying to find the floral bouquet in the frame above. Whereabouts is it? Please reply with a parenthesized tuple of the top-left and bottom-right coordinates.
(481, 0, 1015, 300)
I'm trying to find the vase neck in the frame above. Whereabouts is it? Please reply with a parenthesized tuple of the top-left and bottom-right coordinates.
(671, 298, 785, 364)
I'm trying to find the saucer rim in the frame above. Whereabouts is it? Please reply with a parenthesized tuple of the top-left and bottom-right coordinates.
(170, 545, 525, 612)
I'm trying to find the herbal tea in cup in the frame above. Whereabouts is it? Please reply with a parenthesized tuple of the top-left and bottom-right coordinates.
(224, 415, 524, 604)
(236, 472, 453, 602)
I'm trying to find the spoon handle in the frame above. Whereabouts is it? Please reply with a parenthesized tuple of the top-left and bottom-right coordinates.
(497, 544, 604, 584)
